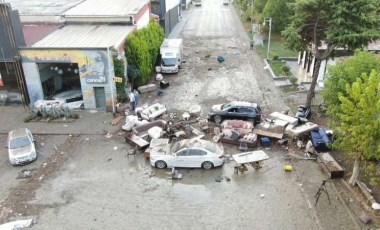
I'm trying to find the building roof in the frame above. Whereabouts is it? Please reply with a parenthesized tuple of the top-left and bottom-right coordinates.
(4, 0, 147, 16)
(3, 0, 83, 15)
(31, 25, 135, 48)
(63, 0, 148, 17)
(22, 23, 63, 47)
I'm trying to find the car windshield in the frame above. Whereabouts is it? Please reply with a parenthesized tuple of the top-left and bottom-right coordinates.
(162, 58, 176, 66)
(203, 141, 217, 153)
(170, 141, 184, 153)
(10, 136, 31, 149)
(221, 103, 231, 110)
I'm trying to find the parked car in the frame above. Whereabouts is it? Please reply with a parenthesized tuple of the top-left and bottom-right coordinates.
(52, 89, 84, 109)
(208, 101, 262, 124)
(150, 138, 224, 169)
(7, 128, 37, 165)
(34, 89, 84, 111)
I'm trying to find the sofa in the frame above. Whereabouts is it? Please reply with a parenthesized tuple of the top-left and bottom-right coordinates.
(221, 135, 258, 148)
(221, 120, 254, 135)
(310, 128, 331, 152)
(140, 103, 167, 121)
(132, 120, 167, 137)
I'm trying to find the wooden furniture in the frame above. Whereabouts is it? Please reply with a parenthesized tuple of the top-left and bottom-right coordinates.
(317, 152, 344, 178)
(125, 133, 149, 149)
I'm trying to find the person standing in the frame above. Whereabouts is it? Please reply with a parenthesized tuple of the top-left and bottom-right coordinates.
(133, 89, 139, 107)
(129, 90, 135, 111)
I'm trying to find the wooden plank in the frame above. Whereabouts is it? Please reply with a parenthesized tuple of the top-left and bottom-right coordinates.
(232, 150, 269, 164)
(125, 133, 149, 148)
(355, 179, 377, 205)
(317, 152, 345, 178)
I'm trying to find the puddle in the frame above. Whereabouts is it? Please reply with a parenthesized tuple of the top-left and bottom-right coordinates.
(171, 183, 211, 204)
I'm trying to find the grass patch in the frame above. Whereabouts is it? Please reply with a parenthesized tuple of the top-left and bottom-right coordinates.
(268, 60, 292, 76)
(256, 33, 298, 58)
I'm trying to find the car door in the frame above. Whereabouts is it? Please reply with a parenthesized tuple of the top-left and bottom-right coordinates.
(175, 149, 190, 167)
(188, 148, 208, 167)
(237, 107, 254, 120)
(226, 106, 239, 120)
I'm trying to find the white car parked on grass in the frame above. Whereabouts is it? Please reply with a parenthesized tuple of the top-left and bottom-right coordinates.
(150, 138, 224, 169)
(7, 128, 37, 165)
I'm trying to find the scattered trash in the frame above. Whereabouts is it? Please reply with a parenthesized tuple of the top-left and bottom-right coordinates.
(215, 175, 223, 182)
(372, 203, 380, 210)
(85, 138, 90, 141)
(113, 146, 118, 151)
(284, 165, 293, 171)
(16, 168, 37, 179)
(89, 110, 98, 113)
(39, 175, 44, 181)
(217, 55, 225, 63)
(63, 124, 68, 127)
(359, 214, 371, 224)
(105, 133, 112, 138)
(107, 158, 112, 162)
(182, 112, 190, 121)
(111, 116, 123, 125)
(225, 176, 231, 182)
(40, 143, 44, 146)
(43, 163, 47, 168)
(260, 194, 265, 198)
(0, 219, 34, 229)
(172, 167, 183, 179)
(150, 172, 155, 178)
(54, 145, 58, 151)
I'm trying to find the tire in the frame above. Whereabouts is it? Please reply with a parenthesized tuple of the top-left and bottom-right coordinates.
(155, 160, 167, 169)
(214, 115, 222, 124)
(202, 161, 214, 170)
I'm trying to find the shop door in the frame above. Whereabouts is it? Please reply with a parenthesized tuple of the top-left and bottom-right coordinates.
(94, 87, 106, 109)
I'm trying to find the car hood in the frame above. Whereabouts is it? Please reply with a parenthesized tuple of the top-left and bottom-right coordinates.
(211, 104, 223, 112)
(9, 145, 34, 156)
(150, 144, 173, 157)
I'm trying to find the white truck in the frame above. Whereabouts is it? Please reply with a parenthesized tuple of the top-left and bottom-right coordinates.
(160, 39, 183, 74)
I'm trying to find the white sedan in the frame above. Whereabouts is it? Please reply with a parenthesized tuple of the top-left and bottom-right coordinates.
(7, 128, 37, 165)
(150, 139, 224, 169)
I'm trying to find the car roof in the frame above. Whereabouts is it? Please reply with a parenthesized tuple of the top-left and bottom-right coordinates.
(9, 128, 30, 139)
(229, 101, 258, 107)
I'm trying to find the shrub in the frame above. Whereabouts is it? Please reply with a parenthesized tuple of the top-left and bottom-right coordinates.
(273, 55, 279, 60)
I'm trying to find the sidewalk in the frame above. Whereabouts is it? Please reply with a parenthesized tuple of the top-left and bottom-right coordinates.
(0, 106, 119, 135)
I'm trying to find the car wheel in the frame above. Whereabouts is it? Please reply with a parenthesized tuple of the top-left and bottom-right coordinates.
(155, 160, 167, 169)
(202, 161, 214, 170)
(214, 115, 222, 124)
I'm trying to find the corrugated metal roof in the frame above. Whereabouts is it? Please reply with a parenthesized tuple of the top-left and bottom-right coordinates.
(31, 25, 136, 48)
(4, 0, 147, 16)
(63, 0, 148, 16)
(22, 23, 63, 47)
(4, 0, 84, 15)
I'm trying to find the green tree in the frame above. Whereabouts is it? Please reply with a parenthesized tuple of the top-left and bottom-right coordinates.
(282, 0, 380, 108)
(323, 50, 380, 122)
(262, 0, 293, 32)
(335, 70, 380, 185)
(113, 56, 126, 102)
(125, 20, 164, 87)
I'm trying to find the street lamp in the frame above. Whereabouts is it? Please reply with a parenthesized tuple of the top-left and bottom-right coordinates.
(263, 17, 272, 60)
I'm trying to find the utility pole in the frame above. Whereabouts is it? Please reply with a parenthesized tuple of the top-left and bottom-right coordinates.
(263, 17, 272, 60)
